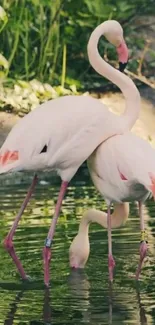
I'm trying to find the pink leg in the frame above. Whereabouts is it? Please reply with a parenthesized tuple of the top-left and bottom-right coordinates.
(135, 202, 148, 280)
(43, 181, 68, 287)
(3, 174, 38, 280)
(107, 205, 115, 282)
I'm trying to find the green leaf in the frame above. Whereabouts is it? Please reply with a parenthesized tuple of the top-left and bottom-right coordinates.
(0, 53, 9, 69)
(0, 6, 8, 22)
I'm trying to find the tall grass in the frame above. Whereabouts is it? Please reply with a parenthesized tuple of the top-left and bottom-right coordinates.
(0, 0, 63, 83)
(0, 0, 154, 89)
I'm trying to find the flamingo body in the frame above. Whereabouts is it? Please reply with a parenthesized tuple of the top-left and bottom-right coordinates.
(87, 131, 155, 280)
(88, 132, 155, 203)
(0, 95, 123, 180)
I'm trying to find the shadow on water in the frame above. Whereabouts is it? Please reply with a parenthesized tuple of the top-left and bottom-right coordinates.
(3, 287, 52, 325)
(0, 167, 155, 324)
(1, 271, 150, 325)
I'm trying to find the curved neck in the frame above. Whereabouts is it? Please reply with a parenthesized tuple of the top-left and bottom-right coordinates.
(87, 22, 141, 131)
(78, 203, 129, 234)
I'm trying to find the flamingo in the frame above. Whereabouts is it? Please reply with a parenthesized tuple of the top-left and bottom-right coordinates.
(69, 203, 129, 269)
(0, 20, 139, 287)
(84, 132, 155, 281)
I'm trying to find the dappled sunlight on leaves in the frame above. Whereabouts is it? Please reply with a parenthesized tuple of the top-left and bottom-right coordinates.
(0, 79, 79, 116)
(0, 53, 9, 69)
(0, 172, 154, 324)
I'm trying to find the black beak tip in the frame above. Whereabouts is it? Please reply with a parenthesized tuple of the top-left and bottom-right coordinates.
(119, 61, 128, 72)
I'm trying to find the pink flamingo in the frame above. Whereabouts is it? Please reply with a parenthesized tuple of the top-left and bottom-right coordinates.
(69, 203, 129, 270)
(0, 20, 138, 286)
(84, 132, 155, 281)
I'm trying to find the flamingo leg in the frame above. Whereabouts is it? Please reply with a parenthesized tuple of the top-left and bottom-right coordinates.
(3, 174, 38, 280)
(43, 181, 68, 287)
(135, 202, 148, 280)
(107, 205, 115, 282)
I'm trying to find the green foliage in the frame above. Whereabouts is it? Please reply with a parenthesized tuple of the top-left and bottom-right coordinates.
(0, 0, 154, 96)
(0, 79, 79, 115)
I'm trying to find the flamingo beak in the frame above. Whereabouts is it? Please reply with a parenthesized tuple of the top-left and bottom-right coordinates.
(116, 40, 129, 72)
(119, 61, 128, 72)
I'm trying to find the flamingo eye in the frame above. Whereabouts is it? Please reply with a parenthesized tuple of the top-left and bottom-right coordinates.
(40, 145, 47, 153)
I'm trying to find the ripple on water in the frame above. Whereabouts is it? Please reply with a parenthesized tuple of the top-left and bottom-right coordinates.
(0, 171, 154, 324)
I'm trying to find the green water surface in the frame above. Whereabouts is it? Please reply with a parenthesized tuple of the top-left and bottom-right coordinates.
(0, 168, 155, 325)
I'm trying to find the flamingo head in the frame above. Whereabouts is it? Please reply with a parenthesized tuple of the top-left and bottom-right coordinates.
(69, 233, 90, 269)
(103, 20, 129, 72)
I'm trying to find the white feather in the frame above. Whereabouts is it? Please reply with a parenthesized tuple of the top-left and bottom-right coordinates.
(88, 132, 155, 203)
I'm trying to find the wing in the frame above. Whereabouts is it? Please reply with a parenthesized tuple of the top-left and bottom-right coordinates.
(46, 112, 123, 181)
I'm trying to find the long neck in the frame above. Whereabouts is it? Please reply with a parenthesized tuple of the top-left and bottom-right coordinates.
(87, 23, 141, 131)
(79, 203, 129, 234)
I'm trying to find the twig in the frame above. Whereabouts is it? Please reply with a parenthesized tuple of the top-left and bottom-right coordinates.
(133, 22, 155, 30)
(125, 69, 155, 89)
(137, 39, 152, 75)
(102, 53, 155, 89)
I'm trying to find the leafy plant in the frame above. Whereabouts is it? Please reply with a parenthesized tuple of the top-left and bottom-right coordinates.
(0, 79, 79, 115)
(0, 0, 154, 108)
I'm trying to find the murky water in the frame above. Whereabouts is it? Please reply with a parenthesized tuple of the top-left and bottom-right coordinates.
(0, 167, 155, 325)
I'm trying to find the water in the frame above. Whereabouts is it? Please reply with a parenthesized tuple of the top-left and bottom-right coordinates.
(0, 167, 155, 325)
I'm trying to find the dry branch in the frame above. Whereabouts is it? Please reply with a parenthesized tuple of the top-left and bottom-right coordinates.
(125, 69, 155, 89)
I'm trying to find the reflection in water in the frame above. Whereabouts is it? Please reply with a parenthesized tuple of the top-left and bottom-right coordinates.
(43, 288, 51, 324)
(4, 291, 23, 325)
(0, 171, 154, 324)
(0, 276, 152, 325)
(136, 284, 147, 325)
(68, 269, 91, 323)
(108, 282, 113, 325)
(68, 269, 114, 324)
(68, 269, 90, 299)
(3, 287, 52, 325)
(67, 270, 150, 325)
